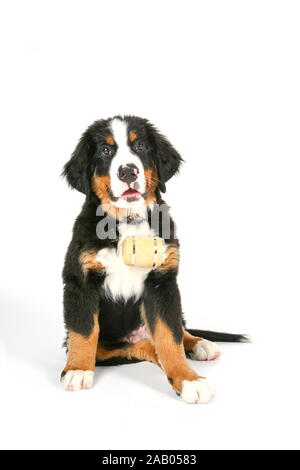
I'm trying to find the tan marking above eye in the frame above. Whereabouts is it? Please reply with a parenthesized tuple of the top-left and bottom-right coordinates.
(129, 131, 137, 142)
(106, 136, 115, 145)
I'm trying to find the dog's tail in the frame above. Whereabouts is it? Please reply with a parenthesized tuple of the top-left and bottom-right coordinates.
(186, 328, 251, 343)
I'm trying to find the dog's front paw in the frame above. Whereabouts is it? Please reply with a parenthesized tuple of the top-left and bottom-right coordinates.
(61, 370, 94, 391)
(181, 378, 214, 404)
(190, 339, 221, 361)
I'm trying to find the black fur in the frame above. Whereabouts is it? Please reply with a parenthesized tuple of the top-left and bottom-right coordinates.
(186, 329, 249, 343)
(143, 271, 183, 343)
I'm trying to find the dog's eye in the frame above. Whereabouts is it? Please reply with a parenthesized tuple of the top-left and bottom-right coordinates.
(100, 146, 112, 157)
(135, 142, 145, 152)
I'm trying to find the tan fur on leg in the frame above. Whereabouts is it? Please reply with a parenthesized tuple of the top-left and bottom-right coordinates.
(96, 338, 160, 366)
(152, 318, 200, 393)
(63, 313, 100, 374)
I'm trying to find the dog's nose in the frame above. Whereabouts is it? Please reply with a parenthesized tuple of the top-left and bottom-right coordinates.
(117, 164, 139, 183)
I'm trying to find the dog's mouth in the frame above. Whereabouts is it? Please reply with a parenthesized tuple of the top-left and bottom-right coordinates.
(107, 185, 148, 205)
(121, 188, 141, 202)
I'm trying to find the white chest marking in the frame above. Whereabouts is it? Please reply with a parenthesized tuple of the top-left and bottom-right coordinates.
(96, 220, 154, 301)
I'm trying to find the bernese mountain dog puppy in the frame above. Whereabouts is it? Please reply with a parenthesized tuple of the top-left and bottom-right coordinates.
(61, 115, 247, 404)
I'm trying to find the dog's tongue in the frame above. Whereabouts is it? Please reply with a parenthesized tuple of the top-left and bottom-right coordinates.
(122, 188, 140, 197)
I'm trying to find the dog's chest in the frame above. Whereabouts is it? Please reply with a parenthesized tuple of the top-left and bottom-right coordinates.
(96, 220, 154, 301)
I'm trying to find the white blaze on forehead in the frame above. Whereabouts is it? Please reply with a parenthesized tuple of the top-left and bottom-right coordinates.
(109, 117, 145, 205)
(110, 117, 130, 150)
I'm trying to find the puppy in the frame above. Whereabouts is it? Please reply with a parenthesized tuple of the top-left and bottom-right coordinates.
(61, 115, 247, 403)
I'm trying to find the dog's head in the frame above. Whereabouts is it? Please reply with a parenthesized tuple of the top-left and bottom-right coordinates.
(63, 116, 183, 212)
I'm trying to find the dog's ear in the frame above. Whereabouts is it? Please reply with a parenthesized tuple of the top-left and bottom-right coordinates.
(150, 126, 183, 193)
(62, 132, 93, 195)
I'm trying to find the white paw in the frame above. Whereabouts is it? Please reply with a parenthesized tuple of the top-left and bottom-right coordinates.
(61, 370, 94, 391)
(190, 339, 221, 361)
(181, 378, 214, 404)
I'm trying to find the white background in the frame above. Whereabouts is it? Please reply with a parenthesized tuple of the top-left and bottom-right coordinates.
(0, 0, 299, 450)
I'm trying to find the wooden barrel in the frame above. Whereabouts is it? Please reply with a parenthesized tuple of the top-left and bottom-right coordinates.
(122, 235, 166, 268)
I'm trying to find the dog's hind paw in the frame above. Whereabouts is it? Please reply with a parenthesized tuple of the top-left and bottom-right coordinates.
(190, 339, 221, 361)
(181, 378, 214, 404)
(61, 370, 94, 391)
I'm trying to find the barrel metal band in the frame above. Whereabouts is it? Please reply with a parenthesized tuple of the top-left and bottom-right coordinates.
(162, 239, 166, 264)
(153, 237, 158, 268)
(131, 236, 136, 266)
